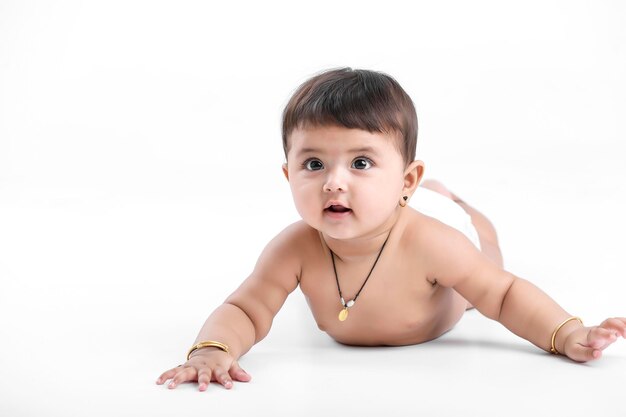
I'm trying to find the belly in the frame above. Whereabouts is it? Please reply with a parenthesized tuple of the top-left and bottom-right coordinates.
(308, 287, 468, 346)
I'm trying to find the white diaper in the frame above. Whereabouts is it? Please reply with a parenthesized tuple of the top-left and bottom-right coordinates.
(409, 187, 481, 250)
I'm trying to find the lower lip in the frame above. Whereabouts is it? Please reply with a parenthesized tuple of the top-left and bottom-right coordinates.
(324, 209, 352, 220)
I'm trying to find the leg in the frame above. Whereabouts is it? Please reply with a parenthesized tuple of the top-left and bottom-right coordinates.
(420, 179, 504, 268)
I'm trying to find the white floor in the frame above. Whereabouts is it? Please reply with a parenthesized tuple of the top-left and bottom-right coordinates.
(1, 185, 624, 417)
(1, 2, 625, 416)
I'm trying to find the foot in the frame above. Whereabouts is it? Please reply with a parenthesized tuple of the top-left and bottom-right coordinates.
(420, 179, 455, 200)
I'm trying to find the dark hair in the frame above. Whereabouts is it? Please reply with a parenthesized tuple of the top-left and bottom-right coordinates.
(281, 67, 418, 166)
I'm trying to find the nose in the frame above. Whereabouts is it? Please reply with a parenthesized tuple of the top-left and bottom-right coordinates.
(323, 167, 347, 192)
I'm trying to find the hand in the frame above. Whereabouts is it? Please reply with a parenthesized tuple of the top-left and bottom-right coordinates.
(156, 349, 251, 391)
(563, 317, 626, 362)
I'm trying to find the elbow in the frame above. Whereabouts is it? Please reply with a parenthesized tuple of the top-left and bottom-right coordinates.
(495, 276, 517, 322)
(225, 300, 270, 344)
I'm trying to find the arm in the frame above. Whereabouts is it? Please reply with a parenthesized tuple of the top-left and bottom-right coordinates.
(194, 226, 300, 360)
(426, 221, 626, 362)
(495, 275, 625, 361)
(157, 223, 302, 390)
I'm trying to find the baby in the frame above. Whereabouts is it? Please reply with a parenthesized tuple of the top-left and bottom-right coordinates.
(157, 68, 625, 392)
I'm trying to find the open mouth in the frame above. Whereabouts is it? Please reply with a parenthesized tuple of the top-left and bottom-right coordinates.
(325, 205, 352, 214)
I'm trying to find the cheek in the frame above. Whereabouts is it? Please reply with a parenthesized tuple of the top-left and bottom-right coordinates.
(290, 181, 318, 210)
(372, 174, 403, 198)
(358, 177, 402, 211)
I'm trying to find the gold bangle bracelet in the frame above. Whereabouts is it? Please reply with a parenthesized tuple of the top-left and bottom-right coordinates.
(187, 340, 230, 360)
(550, 316, 583, 355)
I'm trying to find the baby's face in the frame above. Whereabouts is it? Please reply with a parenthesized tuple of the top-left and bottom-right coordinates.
(283, 125, 408, 241)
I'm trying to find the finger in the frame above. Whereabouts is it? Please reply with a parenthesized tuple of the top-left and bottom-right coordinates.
(616, 318, 626, 337)
(197, 368, 212, 392)
(586, 327, 618, 349)
(168, 366, 198, 389)
(156, 366, 182, 385)
(229, 361, 252, 383)
(608, 317, 626, 337)
(212, 366, 233, 390)
(599, 318, 626, 337)
(567, 343, 602, 363)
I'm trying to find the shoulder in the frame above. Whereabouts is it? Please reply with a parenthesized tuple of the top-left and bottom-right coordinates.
(265, 220, 319, 254)
(399, 208, 483, 280)
(252, 220, 319, 280)
(398, 208, 466, 249)
(226, 221, 315, 309)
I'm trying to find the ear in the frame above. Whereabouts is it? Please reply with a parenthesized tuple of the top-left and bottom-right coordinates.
(402, 160, 425, 197)
(282, 163, 289, 181)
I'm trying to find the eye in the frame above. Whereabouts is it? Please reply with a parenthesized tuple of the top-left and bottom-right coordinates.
(351, 157, 373, 170)
(303, 159, 324, 171)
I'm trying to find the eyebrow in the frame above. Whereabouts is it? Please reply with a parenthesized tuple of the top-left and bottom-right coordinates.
(296, 146, 378, 156)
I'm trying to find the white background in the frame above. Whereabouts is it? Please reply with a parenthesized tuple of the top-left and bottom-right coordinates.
(1, 1, 625, 416)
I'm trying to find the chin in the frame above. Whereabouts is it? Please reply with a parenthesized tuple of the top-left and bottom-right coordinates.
(322, 231, 355, 241)
(320, 227, 375, 241)
(306, 223, 351, 240)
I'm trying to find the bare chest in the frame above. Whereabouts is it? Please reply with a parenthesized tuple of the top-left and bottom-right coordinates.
(299, 250, 467, 346)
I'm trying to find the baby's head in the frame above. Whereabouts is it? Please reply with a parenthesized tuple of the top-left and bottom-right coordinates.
(282, 68, 418, 167)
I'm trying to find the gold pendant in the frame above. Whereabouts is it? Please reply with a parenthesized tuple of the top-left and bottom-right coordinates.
(338, 307, 349, 321)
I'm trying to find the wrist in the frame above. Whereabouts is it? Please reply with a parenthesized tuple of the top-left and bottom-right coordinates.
(188, 346, 224, 359)
(187, 340, 231, 360)
(552, 317, 584, 355)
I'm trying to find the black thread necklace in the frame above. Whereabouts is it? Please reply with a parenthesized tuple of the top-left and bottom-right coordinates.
(330, 234, 390, 322)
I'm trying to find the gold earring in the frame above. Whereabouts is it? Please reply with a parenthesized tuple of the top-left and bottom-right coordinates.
(399, 195, 408, 207)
